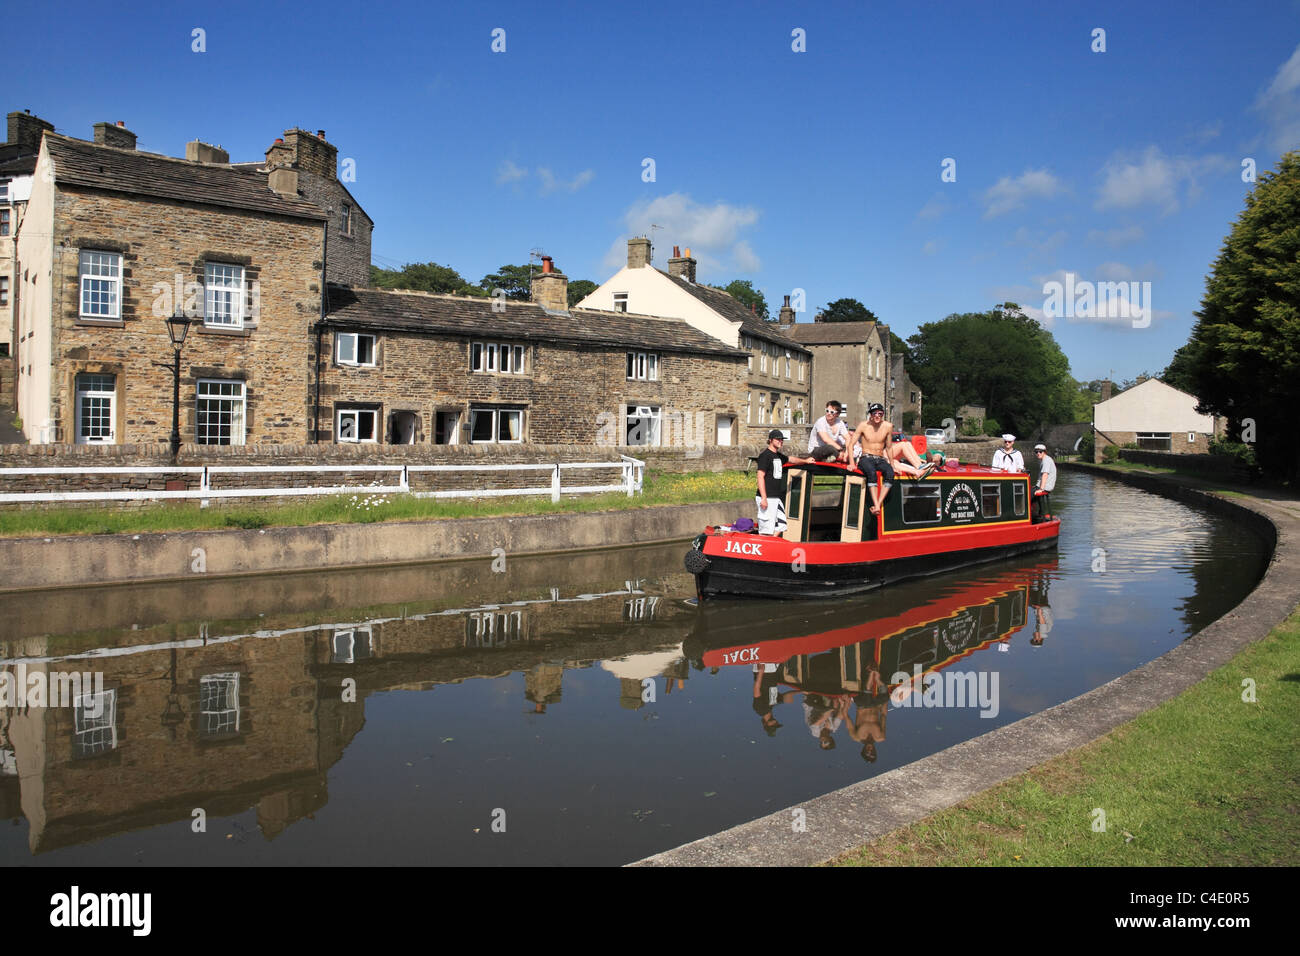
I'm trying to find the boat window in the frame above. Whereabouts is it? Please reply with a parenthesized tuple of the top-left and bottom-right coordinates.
(845, 482, 862, 530)
(788, 471, 804, 520)
(981, 483, 1002, 518)
(901, 484, 942, 525)
(1013, 483, 1026, 516)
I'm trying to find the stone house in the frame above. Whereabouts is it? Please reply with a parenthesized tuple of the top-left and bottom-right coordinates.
(317, 257, 748, 447)
(888, 352, 922, 432)
(575, 239, 812, 443)
(11, 123, 364, 445)
(784, 318, 891, 428)
(1092, 377, 1219, 462)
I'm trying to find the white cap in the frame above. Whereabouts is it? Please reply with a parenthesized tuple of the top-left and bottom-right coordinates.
(1034, 443, 1046, 451)
(1001, 434, 1016, 442)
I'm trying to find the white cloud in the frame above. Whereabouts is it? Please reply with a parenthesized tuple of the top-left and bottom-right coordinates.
(1094, 147, 1232, 214)
(604, 193, 762, 273)
(1256, 42, 1300, 152)
(1032, 268, 1174, 328)
(1086, 225, 1145, 246)
(537, 166, 595, 194)
(496, 160, 528, 184)
(916, 193, 950, 220)
(982, 168, 1063, 218)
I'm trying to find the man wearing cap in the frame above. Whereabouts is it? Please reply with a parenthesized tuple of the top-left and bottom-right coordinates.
(847, 403, 895, 515)
(992, 434, 1025, 472)
(756, 429, 814, 536)
(1033, 443, 1056, 519)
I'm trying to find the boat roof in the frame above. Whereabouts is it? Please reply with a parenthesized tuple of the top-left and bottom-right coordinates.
(791, 460, 1026, 479)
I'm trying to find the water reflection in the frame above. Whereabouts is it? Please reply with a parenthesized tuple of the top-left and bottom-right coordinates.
(0, 472, 1271, 864)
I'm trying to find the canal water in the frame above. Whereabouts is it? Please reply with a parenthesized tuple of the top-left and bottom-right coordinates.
(0, 471, 1270, 865)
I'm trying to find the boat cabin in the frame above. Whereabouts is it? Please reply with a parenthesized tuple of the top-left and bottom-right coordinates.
(782, 463, 1034, 544)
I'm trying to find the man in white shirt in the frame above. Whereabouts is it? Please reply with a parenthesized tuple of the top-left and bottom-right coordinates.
(807, 400, 851, 462)
(1033, 442, 1056, 519)
(992, 434, 1025, 472)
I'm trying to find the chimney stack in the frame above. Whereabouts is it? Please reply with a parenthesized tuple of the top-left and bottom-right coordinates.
(93, 121, 137, 150)
(265, 128, 338, 180)
(531, 256, 569, 311)
(627, 237, 652, 269)
(6, 110, 54, 153)
(778, 295, 795, 325)
(185, 140, 230, 164)
(1100, 380, 1113, 402)
(667, 245, 697, 283)
(268, 166, 300, 197)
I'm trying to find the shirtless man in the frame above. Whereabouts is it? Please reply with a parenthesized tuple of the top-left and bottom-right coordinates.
(847, 403, 894, 515)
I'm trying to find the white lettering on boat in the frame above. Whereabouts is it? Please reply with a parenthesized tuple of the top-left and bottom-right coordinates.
(725, 540, 764, 556)
(722, 646, 761, 664)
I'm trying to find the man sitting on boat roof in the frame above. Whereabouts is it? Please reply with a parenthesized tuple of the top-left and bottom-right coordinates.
(807, 400, 852, 462)
(847, 404, 898, 515)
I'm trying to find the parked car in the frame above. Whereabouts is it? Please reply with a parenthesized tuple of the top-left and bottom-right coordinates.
(924, 427, 947, 446)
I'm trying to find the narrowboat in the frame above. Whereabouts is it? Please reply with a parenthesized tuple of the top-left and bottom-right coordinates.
(684, 459, 1059, 600)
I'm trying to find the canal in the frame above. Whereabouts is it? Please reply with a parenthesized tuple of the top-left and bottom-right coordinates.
(0, 471, 1271, 865)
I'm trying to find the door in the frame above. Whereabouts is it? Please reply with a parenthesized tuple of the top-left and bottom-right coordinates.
(841, 474, 867, 542)
(75, 373, 116, 444)
(784, 468, 810, 542)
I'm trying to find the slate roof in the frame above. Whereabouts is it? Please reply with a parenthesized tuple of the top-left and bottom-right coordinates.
(784, 321, 879, 345)
(44, 134, 326, 221)
(654, 270, 811, 354)
(324, 286, 750, 358)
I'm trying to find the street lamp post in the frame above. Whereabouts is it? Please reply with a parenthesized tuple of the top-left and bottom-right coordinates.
(154, 314, 192, 459)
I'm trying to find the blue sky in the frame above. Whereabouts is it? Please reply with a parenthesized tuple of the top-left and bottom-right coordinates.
(14, 0, 1300, 383)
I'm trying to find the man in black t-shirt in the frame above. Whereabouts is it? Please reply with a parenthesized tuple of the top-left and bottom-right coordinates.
(755, 429, 814, 535)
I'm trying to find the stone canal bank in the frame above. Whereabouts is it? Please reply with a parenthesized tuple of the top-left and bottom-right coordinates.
(0, 499, 750, 593)
(634, 464, 1295, 866)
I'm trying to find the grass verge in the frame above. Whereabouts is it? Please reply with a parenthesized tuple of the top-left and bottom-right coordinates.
(834, 607, 1300, 866)
(0, 469, 754, 538)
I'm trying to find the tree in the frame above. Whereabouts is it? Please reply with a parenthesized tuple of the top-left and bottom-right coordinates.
(906, 302, 1075, 434)
(1179, 151, 1300, 482)
(817, 298, 880, 323)
(1161, 342, 1200, 395)
(479, 264, 534, 301)
(370, 262, 484, 296)
(721, 280, 769, 320)
(567, 279, 598, 308)
(888, 330, 912, 365)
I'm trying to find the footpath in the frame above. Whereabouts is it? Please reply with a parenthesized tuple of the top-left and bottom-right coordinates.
(634, 464, 1298, 866)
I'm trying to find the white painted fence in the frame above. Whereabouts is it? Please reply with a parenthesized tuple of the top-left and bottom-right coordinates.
(0, 456, 646, 504)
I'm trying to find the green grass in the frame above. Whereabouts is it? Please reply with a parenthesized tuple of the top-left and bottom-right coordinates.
(0, 469, 754, 538)
(834, 607, 1300, 866)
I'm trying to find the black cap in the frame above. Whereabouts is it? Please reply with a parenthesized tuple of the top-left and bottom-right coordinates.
(767, 429, 785, 441)
(868, 403, 885, 414)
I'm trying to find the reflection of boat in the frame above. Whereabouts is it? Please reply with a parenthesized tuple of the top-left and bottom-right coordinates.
(685, 460, 1059, 599)
(683, 560, 1055, 696)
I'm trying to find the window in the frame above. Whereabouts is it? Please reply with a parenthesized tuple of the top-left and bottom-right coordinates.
(0, 276, 7, 306)
(760, 344, 767, 373)
(199, 673, 241, 738)
(196, 379, 246, 445)
(785, 350, 792, 378)
(625, 405, 661, 446)
(624, 596, 661, 622)
(470, 405, 523, 443)
(613, 292, 628, 313)
(799, 359, 805, 382)
(341, 203, 352, 235)
(471, 342, 526, 374)
(910, 390, 918, 404)
(337, 332, 376, 366)
(0, 180, 8, 201)
(332, 627, 373, 663)
(758, 392, 767, 422)
(74, 689, 117, 758)
(75, 373, 116, 444)
(746, 391, 752, 424)
(337, 407, 378, 442)
(466, 610, 523, 647)
(901, 484, 942, 525)
(205, 263, 245, 328)
(1013, 483, 1026, 516)
(981, 483, 1002, 518)
(79, 251, 121, 318)
(626, 351, 658, 381)
(1136, 432, 1172, 451)
(0, 208, 9, 236)
(783, 396, 792, 425)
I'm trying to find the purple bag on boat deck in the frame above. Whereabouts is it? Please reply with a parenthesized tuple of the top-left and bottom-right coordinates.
(732, 517, 756, 533)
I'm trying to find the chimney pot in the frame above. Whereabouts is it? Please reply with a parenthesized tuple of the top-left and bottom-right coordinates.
(541, 255, 554, 273)
(667, 244, 697, 283)
(317, 130, 326, 138)
(672, 245, 681, 257)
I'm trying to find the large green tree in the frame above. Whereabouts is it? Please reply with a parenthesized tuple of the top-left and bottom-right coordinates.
(370, 262, 485, 296)
(567, 279, 598, 307)
(1178, 151, 1300, 482)
(906, 303, 1075, 433)
(817, 298, 880, 323)
(720, 280, 769, 320)
(479, 264, 534, 301)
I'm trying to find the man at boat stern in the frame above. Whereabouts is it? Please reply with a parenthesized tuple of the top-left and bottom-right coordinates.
(847, 404, 895, 515)
(1033, 443, 1056, 519)
(756, 429, 814, 535)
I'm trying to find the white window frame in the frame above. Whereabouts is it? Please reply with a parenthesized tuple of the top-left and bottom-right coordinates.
(469, 405, 524, 444)
(332, 626, 373, 663)
(74, 372, 116, 444)
(760, 344, 768, 373)
(746, 391, 752, 424)
(74, 688, 118, 757)
(341, 203, 352, 236)
(799, 358, 805, 382)
(624, 404, 661, 446)
(337, 407, 379, 443)
(196, 379, 246, 445)
(783, 396, 792, 425)
(626, 351, 659, 381)
(199, 672, 241, 737)
(471, 341, 526, 375)
(336, 331, 376, 367)
(613, 292, 628, 313)
(204, 262, 245, 328)
(79, 250, 121, 319)
(785, 350, 792, 378)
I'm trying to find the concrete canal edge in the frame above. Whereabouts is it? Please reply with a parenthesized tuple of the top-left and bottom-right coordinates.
(0, 499, 752, 593)
(632, 464, 1296, 867)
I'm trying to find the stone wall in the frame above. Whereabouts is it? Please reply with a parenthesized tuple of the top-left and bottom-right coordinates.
(1094, 429, 1210, 463)
(42, 186, 322, 445)
(300, 172, 371, 288)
